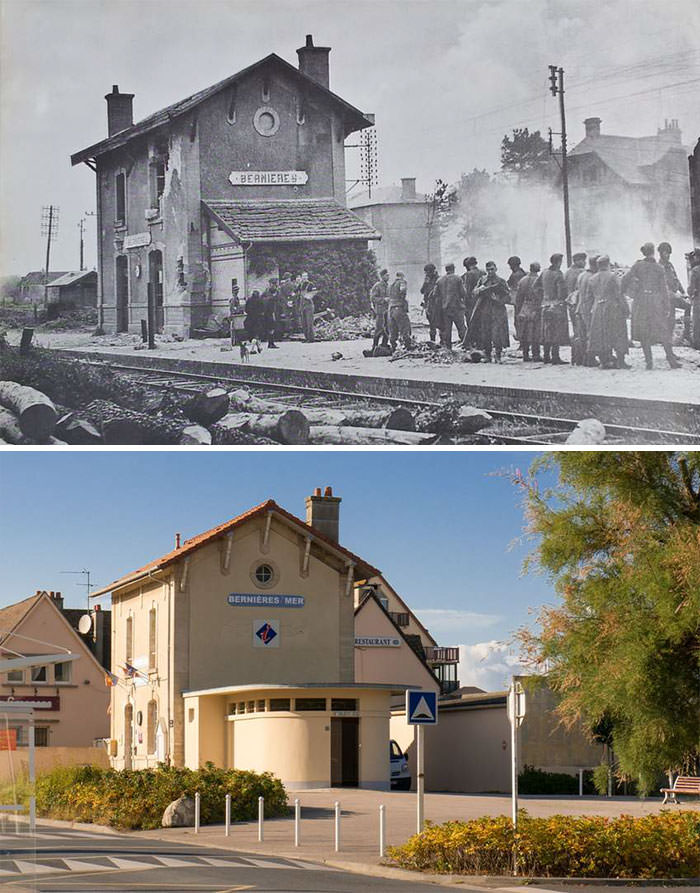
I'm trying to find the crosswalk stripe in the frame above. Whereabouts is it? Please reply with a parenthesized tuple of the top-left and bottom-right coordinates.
(154, 855, 200, 867)
(244, 858, 300, 869)
(61, 859, 115, 872)
(107, 856, 160, 870)
(285, 859, 336, 871)
(199, 857, 245, 868)
(12, 860, 68, 875)
(0, 868, 17, 875)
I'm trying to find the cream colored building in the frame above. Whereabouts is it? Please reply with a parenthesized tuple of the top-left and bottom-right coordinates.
(93, 489, 451, 789)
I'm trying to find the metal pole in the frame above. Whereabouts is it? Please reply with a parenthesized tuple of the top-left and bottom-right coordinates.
(225, 793, 231, 837)
(258, 796, 264, 842)
(28, 720, 36, 835)
(294, 798, 300, 847)
(416, 724, 425, 834)
(379, 804, 386, 858)
(79, 218, 85, 271)
(194, 791, 200, 834)
(334, 801, 340, 852)
(510, 679, 518, 877)
(558, 68, 572, 266)
(44, 205, 54, 311)
(579, 769, 583, 797)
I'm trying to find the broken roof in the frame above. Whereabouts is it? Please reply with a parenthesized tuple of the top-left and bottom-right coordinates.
(91, 499, 381, 597)
(204, 199, 380, 243)
(71, 53, 373, 166)
(570, 133, 688, 186)
(46, 270, 97, 289)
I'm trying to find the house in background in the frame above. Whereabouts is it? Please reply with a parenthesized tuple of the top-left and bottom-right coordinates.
(349, 178, 440, 304)
(46, 270, 98, 310)
(568, 117, 692, 259)
(18, 271, 71, 304)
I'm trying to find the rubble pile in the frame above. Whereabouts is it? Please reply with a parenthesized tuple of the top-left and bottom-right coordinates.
(415, 399, 493, 436)
(313, 313, 374, 341)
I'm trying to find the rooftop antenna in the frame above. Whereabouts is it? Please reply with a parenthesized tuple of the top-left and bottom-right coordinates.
(60, 569, 95, 610)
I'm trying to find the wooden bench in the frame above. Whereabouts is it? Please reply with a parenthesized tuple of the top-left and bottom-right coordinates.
(660, 776, 700, 803)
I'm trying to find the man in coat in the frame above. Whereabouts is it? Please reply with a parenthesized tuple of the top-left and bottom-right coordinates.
(565, 252, 587, 365)
(621, 242, 681, 369)
(536, 253, 569, 364)
(369, 268, 390, 350)
(420, 263, 441, 343)
(658, 242, 690, 343)
(573, 255, 599, 367)
(587, 255, 630, 369)
(461, 256, 483, 323)
(298, 272, 317, 343)
(466, 261, 510, 362)
(687, 249, 700, 350)
(507, 255, 526, 343)
(388, 271, 412, 351)
(515, 262, 542, 361)
(433, 263, 467, 349)
(261, 278, 280, 348)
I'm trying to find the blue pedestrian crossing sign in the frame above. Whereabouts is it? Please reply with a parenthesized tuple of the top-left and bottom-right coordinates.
(406, 690, 438, 725)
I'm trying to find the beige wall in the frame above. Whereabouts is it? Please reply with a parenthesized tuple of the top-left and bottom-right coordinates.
(0, 596, 109, 749)
(0, 746, 109, 782)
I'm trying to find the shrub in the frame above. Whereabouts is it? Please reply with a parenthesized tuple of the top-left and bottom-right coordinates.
(387, 811, 700, 878)
(518, 765, 595, 796)
(35, 763, 287, 830)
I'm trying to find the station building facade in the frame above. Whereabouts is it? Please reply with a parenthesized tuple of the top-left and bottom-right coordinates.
(94, 489, 454, 790)
(71, 36, 379, 337)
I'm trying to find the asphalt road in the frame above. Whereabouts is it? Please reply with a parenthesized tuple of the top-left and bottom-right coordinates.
(0, 824, 447, 892)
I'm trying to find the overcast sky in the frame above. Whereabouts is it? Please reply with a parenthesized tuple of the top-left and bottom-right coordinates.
(1, 0, 698, 274)
(0, 449, 553, 691)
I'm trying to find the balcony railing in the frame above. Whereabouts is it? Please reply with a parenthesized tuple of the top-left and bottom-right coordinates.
(425, 646, 460, 664)
(440, 679, 460, 695)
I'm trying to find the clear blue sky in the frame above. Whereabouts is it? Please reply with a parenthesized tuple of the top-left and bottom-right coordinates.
(0, 450, 555, 688)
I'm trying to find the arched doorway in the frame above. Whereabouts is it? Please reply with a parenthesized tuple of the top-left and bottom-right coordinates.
(124, 703, 133, 770)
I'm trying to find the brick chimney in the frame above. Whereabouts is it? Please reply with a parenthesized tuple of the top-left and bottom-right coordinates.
(401, 177, 417, 201)
(305, 486, 341, 542)
(297, 34, 331, 89)
(105, 85, 134, 137)
(49, 590, 64, 610)
(658, 118, 682, 144)
(584, 117, 601, 139)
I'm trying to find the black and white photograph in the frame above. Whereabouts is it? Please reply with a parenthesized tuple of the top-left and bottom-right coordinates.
(1, 0, 699, 445)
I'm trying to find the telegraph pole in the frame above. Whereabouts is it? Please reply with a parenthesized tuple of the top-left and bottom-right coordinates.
(548, 66, 572, 266)
(78, 217, 86, 271)
(41, 205, 60, 309)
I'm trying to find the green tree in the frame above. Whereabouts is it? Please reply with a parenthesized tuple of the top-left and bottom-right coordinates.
(501, 128, 553, 182)
(516, 452, 700, 794)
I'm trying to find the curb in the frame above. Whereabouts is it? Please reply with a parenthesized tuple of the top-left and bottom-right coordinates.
(33, 817, 125, 836)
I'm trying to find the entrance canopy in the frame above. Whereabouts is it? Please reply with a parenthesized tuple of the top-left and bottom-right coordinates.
(204, 199, 380, 244)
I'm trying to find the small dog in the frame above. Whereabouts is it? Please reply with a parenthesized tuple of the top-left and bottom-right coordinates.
(249, 338, 262, 355)
(239, 341, 250, 363)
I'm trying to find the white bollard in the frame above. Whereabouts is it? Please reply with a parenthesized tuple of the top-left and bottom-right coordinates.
(379, 804, 386, 858)
(294, 798, 300, 847)
(29, 797, 36, 836)
(334, 801, 340, 852)
(579, 769, 583, 797)
(225, 793, 231, 837)
(258, 796, 264, 842)
(194, 791, 200, 834)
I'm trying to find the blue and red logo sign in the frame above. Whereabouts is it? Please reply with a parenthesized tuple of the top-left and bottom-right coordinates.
(255, 622, 277, 645)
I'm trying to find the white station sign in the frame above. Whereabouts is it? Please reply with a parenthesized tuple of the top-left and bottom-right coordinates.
(229, 170, 309, 186)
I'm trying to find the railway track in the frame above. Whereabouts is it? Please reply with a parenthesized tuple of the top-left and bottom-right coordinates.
(88, 360, 700, 446)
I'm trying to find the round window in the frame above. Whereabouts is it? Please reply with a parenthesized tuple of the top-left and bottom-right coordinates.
(255, 564, 274, 585)
(253, 106, 280, 137)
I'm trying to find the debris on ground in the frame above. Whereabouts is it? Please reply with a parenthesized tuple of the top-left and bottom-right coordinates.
(415, 399, 493, 435)
(566, 417, 606, 444)
(313, 313, 374, 341)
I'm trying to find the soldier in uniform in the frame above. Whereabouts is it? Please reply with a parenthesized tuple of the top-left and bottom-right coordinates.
(369, 269, 390, 350)
(433, 263, 467, 349)
(536, 253, 569, 364)
(573, 255, 599, 367)
(658, 242, 690, 343)
(420, 263, 441, 342)
(461, 256, 483, 324)
(388, 271, 412, 351)
(467, 261, 510, 362)
(587, 255, 630, 369)
(261, 278, 280, 348)
(515, 262, 542, 361)
(564, 252, 587, 365)
(621, 242, 681, 369)
(298, 272, 317, 343)
(506, 256, 526, 343)
(688, 249, 700, 350)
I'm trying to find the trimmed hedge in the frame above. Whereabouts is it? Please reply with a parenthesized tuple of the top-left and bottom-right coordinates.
(518, 764, 595, 795)
(387, 811, 700, 878)
(35, 763, 287, 830)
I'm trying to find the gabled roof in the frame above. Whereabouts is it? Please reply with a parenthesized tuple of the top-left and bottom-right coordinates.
(570, 134, 688, 186)
(46, 270, 97, 289)
(0, 594, 41, 646)
(365, 575, 437, 648)
(20, 271, 71, 287)
(91, 499, 381, 598)
(348, 184, 428, 208)
(204, 199, 380, 243)
(72, 53, 373, 166)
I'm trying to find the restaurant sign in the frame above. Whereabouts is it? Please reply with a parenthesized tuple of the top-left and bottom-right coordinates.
(0, 695, 60, 710)
(229, 170, 309, 186)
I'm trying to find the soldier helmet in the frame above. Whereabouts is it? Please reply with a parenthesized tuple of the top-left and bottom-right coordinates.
(550, 253, 563, 264)
(424, 263, 437, 273)
(463, 256, 477, 268)
(573, 251, 587, 262)
(597, 255, 610, 268)
(507, 255, 521, 267)
(657, 242, 672, 253)
(530, 262, 541, 273)
(640, 242, 655, 256)
(380, 268, 389, 276)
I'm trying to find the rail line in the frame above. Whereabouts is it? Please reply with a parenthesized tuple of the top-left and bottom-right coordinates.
(86, 360, 700, 445)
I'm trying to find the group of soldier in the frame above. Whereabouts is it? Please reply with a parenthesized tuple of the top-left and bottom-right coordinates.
(241, 272, 317, 346)
(368, 241, 700, 369)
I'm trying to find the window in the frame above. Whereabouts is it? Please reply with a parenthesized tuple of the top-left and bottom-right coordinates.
(331, 699, 357, 711)
(379, 596, 389, 611)
(294, 698, 326, 712)
(31, 665, 47, 683)
(237, 702, 246, 714)
(6, 669, 23, 683)
(34, 728, 49, 747)
(148, 608, 157, 670)
(147, 700, 157, 754)
(125, 616, 133, 664)
(269, 698, 290, 712)
(115, 172, 126, 223)
(256, 700, 266, 712)
(54, 662, 71, 683)
(149, 142, 168, 211)
(389, 611, 409, 627)
(254, 564, 274, 585)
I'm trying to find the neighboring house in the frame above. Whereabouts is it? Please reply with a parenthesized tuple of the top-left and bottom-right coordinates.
(45, 270, 98, 309)
(568, 117, 692, 258)
(71, 35, 379, 336)
(349, 178, 440, 304)
(689, 137, 700, 246)
(0, 591, 110, 767)
(18, 271, 71, 304)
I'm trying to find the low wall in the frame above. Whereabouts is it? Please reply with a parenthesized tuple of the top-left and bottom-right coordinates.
(0, 746, 109, 781)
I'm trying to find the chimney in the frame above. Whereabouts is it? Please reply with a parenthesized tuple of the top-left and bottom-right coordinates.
(584, 117, 601, 139)
(658, 118, 682, 144)
(296, 34, 331, 89)
(50, 590, 64, 610)
(305, 486, 341, 542)
(175, 533, 181, 549)
(105, 85, 134, 137)
(401, 177, 417, 202)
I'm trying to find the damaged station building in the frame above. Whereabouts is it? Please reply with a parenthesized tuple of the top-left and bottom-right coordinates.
(71, 36, 379, 336)
(93, 489, 603, 793)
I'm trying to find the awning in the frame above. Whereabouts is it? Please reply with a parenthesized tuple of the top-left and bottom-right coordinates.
(204, 198, 380, 243)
